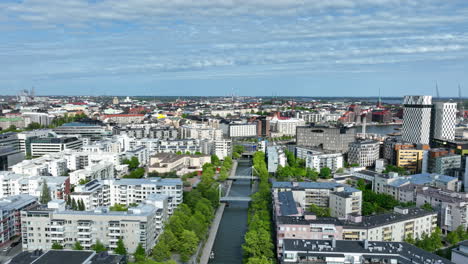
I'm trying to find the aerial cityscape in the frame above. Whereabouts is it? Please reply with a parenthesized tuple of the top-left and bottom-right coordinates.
(1, 1, 468, 264)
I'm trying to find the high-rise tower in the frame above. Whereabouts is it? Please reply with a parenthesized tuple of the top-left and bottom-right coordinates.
(431, 102, 457, 141)
(402, 95, 432, 145)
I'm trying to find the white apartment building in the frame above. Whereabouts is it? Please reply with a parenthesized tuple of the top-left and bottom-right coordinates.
(0, 194, 37, 246)
(212, 139, 232, 159)
(21, 195, 168, 253)
(348, 140, 380, 167)
(296, 147, 343, 172)
(22, 112, 54, 127)
(11, 154, 68, 177)
(69, 162, 114, 185)
(0, 172, 68, 200)
(228, 123, 257, 138)
(271, 118, 306, 136)
(70, 178, 183, 215)
(267, 146, 287, 173)
(402, 95, 432, 145)
(432, 102, 457, 141)
(148, 153, 211, 176)
(180, 124, 223, 140)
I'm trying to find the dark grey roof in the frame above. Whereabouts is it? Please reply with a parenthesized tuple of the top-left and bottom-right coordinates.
(282, 239, 453, 264)
(277, 207, 436, 229)
(278, 191, 299, 216)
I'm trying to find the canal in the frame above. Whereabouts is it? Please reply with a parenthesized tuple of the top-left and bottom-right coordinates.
(210, 159, 253, 264)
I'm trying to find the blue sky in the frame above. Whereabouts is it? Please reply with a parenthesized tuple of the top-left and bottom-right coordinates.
(1, 0, 467, 97)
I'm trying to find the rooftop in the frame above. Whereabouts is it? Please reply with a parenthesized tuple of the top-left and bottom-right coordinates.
(282, 239, 453, 264)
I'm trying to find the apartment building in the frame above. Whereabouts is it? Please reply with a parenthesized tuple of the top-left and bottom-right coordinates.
(70, 178, 183, 215)
(280, 239, 452, 264)
(11, 154, 68, 177)
(21, 195, 167, 253)
(383, 137, 415, 165)
(228, 123, 257, 138)
(272, 182, 362, 219)
(211, 139, 232, 159)
(0, 194, 37, 246)
(296, 147, 344, 172)
(348, 140, 380, 167)
(0, 172, 69, 200)
(396, 148, 428, 174)
(69, 162, 114, 185)
(415, 187, 468, 233)
(22, 112, 54, 127)
(270, 118, 306, 136)
(114, 124, 178, 140)
(275, 200, 437, 255)
(267, 146, 287, 173)
(180, 124, 223, 140)
(101, 114, 145, 124)
(148, 153, 210, 175)
(374, 172, 461, 198)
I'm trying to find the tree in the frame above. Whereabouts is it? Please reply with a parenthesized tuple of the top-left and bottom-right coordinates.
(40, 180, 51, 204)
(356, 179, 367, 191)
(123, 157, 140, 170)
(91, 240, 107, 252)
(27, 122, 42, 130)
(404, 233, 416, 245)
(422, 203, 433, 211)
(211, 154, 220, 166)
(114, 238, 127, 255)
(134, 243, 146, 262)
(246, 256, 272, 264)
(109, 204, 128, 211)
(78, 199, 85, 211)
(8, 125, 17, 131)
(51, 242, 63, 249)
(319, 167, 332, 179)
(178, 230, 199, 262)
(73, 241, 84, 250)
(71, 198, 78, 210)
(308, 204, 331, 217)
(152, 240, 171, 261)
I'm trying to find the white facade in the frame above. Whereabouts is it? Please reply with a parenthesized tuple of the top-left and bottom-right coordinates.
(402, 95, 432, 144)
(212, 139, 232, 159)
(297, 147, 344, 172)
(348, 140, 380, 167)
(272, 118, 306, 136)
(11, 154, 68, 177)
(432, 102, 457, 140)
(0, 172, 68, 200)
(229, 124, 257, 137)
(180, 124, 223, 140)
(21, 196, 167, 253)
(69, 162, 114, 185)
(71, 178, 182, 215)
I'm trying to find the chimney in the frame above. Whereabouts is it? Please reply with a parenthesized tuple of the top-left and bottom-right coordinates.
(331, 238, 336, 248)
(363, 239, 369, 249)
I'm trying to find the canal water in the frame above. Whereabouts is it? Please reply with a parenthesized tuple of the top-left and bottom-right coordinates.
(210, 159, 253, 264)
(357, 124, 402, 135)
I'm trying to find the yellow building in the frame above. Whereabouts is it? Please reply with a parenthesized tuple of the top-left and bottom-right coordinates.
(396, 149, 425, 173)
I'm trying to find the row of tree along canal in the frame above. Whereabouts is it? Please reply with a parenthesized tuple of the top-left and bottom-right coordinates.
(210, 153, 275, 264)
